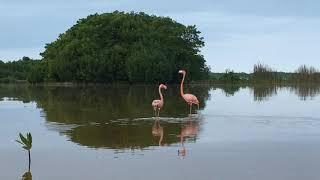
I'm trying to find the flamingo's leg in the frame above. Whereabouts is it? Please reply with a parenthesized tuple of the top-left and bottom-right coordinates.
(189, 104, 192, 115)
(157, 108, 160, 117)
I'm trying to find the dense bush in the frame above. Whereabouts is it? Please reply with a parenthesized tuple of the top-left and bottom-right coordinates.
(41, 11, 209, 83)
(219, 69, 241, 83)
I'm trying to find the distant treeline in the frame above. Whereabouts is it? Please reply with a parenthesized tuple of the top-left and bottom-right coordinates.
(0, 57, 46, 83)
(210, 63, 320, 84)
(1, 58, 320, 84)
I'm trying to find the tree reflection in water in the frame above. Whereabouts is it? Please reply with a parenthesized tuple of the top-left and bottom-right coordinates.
(1, 84, 319, 152)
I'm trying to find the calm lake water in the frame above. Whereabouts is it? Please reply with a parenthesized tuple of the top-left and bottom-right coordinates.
(1, 84, 320, 180)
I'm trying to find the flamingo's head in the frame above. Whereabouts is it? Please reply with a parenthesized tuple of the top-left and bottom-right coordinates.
(178, 70, 186, 75)
(160, 84, 167, 90)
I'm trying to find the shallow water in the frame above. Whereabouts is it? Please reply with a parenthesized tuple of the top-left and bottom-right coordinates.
(1, 84, 320, 180)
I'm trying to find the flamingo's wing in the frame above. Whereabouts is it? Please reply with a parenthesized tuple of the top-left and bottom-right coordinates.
(183, 94, 199, 104)
(152, 99, 161, 107)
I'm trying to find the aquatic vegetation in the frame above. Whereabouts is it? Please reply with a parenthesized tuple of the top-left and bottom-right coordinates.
(16, 132, 32, 172)
(22, 171, 32, 180)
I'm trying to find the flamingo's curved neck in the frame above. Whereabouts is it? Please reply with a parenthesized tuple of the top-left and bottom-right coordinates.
(180, 73, 185, 97)
(159, 86, 163, 101)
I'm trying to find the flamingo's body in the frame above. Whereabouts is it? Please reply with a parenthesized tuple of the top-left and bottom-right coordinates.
(152, 84, 167, 117)
(179, 70, 199, 114)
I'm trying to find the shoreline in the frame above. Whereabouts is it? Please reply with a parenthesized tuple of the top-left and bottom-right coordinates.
(0, 81, 319, 87)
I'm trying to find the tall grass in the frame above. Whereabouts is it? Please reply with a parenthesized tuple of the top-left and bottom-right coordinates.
(208, 63, 319, 84)
(293, 65, 320, 82)
(252, 63, 278, 82)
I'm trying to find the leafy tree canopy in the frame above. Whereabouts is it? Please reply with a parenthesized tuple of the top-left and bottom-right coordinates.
(41, 11, 209, 83)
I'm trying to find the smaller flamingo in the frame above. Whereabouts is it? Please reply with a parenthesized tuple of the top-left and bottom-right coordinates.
(179, 70, 200, 114)
(152, 84, 167, 117)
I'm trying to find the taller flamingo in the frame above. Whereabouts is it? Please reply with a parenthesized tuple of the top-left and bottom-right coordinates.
(152, 84, 167, 117)
(179, 70, 199, 114)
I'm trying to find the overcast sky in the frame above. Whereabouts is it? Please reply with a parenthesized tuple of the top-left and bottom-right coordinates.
(1, 0, 319, 72)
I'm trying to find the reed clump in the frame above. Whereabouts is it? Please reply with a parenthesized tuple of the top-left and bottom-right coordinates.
(252, 63, 278, 82)
(292, 65, 320, 83)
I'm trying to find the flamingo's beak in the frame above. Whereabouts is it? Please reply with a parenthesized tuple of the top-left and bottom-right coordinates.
(163, 85, 167, 90)
(178, 70, 183, 74)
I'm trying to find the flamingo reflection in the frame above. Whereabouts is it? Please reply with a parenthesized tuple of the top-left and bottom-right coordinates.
(178, 118, 199, 157)
(152, 119, 164, 146)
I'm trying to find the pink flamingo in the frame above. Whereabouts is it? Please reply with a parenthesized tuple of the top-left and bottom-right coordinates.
(152, 84, 167, 117)
(179, 70, 199, 114)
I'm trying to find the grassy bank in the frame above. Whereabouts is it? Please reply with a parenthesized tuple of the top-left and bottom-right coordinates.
(208, 63, 320, 84)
